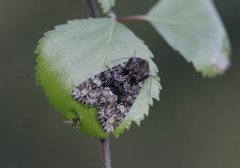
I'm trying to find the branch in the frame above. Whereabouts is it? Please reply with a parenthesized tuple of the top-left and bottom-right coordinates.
(85, 2, 111, 168)
(86, 0, 100, 18)
(101, 138, 111, 168)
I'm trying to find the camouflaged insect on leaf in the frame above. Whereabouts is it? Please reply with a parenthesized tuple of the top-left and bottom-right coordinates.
(72, 57, 150, 133)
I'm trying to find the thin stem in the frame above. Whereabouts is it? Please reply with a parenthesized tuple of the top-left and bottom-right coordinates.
(86, 0, 100, 18)
(85, 1, 111, 167)
(117, 15, 145, 22)
(100, 138, 111, 168)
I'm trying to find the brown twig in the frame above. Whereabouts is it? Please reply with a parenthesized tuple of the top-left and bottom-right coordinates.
(100, 138, 111, 168)
(85, 1, 111, 168)
(86, 0, 100, 18)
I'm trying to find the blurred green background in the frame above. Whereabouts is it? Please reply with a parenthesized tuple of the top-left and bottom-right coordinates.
(0, 0, 239, 167)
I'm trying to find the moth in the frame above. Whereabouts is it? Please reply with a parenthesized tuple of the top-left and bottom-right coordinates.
(72, 57, 150, 133)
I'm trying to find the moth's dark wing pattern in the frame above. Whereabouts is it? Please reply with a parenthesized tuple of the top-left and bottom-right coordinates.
(72, 71, 108, 106)
(72, 57, 150, 133)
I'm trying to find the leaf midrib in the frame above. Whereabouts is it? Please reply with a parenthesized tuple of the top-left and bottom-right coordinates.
(102, 19, 116, 67)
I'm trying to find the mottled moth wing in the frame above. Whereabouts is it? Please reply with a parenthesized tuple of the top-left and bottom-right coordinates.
(72, 57, 150, 133)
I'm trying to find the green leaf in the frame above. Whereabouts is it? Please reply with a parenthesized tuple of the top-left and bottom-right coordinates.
(35, 18, 161, 138)
(98, 0, 115, 13)
(145, 0, 231, 77)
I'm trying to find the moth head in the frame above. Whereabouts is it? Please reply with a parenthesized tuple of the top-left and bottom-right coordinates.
(125, 57, 150, 82)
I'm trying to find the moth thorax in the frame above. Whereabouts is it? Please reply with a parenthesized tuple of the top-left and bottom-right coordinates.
(125, 57, 150, 82)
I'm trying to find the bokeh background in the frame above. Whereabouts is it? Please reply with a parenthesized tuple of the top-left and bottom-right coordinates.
(0, 0, 239, 167)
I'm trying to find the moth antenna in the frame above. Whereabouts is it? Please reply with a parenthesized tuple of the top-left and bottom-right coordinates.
(110, 57, 132, 63)
(147, 69, 153, 105)
(148, 69, 159, 105)
(133, 50, 137, 58)
(105, 65, 111, 69)
(148, 76, 152, 105)
(110, 50, 138, 64)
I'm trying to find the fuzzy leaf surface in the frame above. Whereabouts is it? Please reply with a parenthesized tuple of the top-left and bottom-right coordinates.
(146, 0, 231, 77)
(36, 18, 161, 138)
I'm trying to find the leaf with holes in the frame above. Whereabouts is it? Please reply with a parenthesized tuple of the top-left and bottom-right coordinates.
(98, 0, 115, 13)
(145, 0, 231, 77)
(35, 18, 161, 138)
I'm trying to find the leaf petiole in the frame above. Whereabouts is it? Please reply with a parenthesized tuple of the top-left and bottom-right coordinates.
(117, 15, 145, 22)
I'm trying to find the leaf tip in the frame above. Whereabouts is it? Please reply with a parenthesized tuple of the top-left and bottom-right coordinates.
(211, 51, 231, 75)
